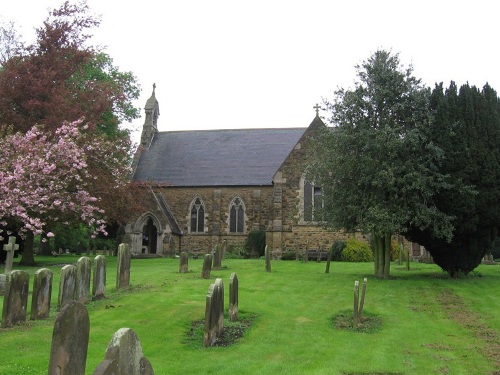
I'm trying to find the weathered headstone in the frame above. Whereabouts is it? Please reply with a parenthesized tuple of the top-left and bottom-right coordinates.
(92, 255, 106, 300)
(229, 272, 238, 321)
(265, 245, 272, 272)
(1, 270, 29, 328)
(179, 251, 189, 273)
(92, 328, 155, 375)
(201, 254, 212, 279)
(325, 248, 332, 274)
(58, 265, 77, 310)
(31, 268, 53, 320)
(76, 256, 91, 303)
(204, 278, 224, 347)
(213, 244, 222, 270)
(116, 243, 131, 290)
(3, 236, 19, 274)
(48, 301, 90, 375)
(222, 239, 227, 261)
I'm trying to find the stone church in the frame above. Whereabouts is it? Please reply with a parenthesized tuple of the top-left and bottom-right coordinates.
(125, 86, 347, 257)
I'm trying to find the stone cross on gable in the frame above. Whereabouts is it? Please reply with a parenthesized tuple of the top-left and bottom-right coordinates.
(313, 103, 321, 117)
(3, 236, 19, 274)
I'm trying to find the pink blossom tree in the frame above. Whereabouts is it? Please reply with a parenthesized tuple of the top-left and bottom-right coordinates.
(0, 119, 130, 265)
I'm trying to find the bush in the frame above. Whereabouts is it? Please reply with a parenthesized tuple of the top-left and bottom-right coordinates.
(244, 229, 266, 257)
(225, 244, 248, 259)
(331, 240, 346, 261)
(281, 249, 297, 260)
(341, 238, 373, 262)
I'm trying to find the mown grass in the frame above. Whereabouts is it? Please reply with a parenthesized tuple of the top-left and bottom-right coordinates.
(1, 255, 500, 374)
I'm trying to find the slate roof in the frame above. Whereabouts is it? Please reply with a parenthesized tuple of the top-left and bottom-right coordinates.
(132, 127, 307, 186)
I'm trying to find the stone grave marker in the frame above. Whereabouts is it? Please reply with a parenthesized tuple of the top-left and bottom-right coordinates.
(204, 277, 224, 347)
(31, 268, 53, 320)
(201, 254, 212, 279)
(92, 328, 155, 375)
(1, 270, 29, 328)
(92, 255, 106, 300)
(48, 301, 89, 375)
(229, 272, 238, 321)
(116, 243, 131, 290)
(76, 256, 91, 303)
(265, 245, 272, 272)
(213, 244, 222, 270)
(179, 251, 188, 273)
(3, 236, 19, 274)
(58, 265, 76, 310)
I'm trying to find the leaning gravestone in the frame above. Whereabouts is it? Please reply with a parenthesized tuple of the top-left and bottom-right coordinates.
(229, 272, 238, 321)
(92, 255, 106, 300)
(58, 265, 77, 310)
(76, 256, 91, 303)
(48, 301, 90, 375)
(31, 268, 53, 320)
(179, 252, 189, 273)
(92, 328, 155, 375)
(1, 270, 29, 328)
(204, 278, 224, 347)
(116, 243, 131, 290)
(201, 254, 212, 279)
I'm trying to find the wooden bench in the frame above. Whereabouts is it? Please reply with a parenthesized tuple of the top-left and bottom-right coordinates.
(307, 249, 329, 261)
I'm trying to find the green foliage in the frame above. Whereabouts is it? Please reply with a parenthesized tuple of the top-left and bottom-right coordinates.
(224, 244, 247, 259)
(330, 240, 346, 261)
(281, 249, 297, 260)
(341, 238, 373, 262)
(244, 229, 266, 257)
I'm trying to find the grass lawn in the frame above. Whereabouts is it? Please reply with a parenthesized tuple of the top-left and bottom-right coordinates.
(1, 255, 500, 374)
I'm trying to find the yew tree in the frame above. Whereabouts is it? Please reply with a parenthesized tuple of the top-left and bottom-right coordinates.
(406, 82, 500, 276)
(314, 50, 454, 278)
(0, 1, 143, 265)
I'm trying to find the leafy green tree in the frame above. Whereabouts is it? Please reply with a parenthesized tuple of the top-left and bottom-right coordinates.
(314, 50, 454, 278)
(406, 82, 500, 276)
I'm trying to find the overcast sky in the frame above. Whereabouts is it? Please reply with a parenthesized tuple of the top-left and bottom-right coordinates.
(1, 0, 498, 144)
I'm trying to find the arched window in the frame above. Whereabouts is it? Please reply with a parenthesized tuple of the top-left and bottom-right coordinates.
(229, 197, 245, 233)
(190, 197, 205, 233)
(304, 179, 322, 222)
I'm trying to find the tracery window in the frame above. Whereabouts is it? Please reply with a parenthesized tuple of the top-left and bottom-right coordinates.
(229, 197, 245, 233)
(190, 197, 205, 233)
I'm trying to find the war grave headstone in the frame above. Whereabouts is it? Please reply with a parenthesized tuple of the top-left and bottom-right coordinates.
(116, 243, 131, 290)
(92, 328, 155, 375)
(229, 272, 238, 321)
(1, 270, 29, 328)
(204, 277, 224, 346)
(179, 251, 189, 273)
(0, 236, 19, 295)
(58, 264, 77, 310)
(31, 268, 53, 320)
(201, 253, 212, 279)
(92, 255, 106, 300)
(48, 301, 90, 375)
(76, 256, 91, 303)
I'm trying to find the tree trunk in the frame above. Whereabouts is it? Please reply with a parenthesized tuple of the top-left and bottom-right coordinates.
(383, 232, 392, 279)
(374, 234, 384, 278)
(19, 231, 36, 266)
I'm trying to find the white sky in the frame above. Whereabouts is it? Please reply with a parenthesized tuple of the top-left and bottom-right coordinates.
(1, 0, 499, 144)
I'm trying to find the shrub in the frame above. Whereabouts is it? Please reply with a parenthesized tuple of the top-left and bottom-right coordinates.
(341, 238, 373, 262)
(225, 244, 248, 259)
(244, 229, 266, 257)
(331, 240, 346, 261)
(281, 249, 297, 260)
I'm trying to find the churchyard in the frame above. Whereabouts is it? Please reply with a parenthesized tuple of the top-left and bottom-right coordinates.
(1, 253, 500, 374)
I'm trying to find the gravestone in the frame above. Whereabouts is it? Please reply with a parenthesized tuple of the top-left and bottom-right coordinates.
(48, 301, 90, 375)
(229, 272, 238, 321)
(58, 265, 77, 310)
(1, 270, 29, 328)
(31, 268, 53, 320)
(265, 245, 272, 272)
(92, 328, 155, 375)
(213, 244, 222, 270)
(116, 243, 131, 290)
(179, 251, 188, 273)
(3, 236, 19, 273)
(201, 254, 212, 279)
(92, 255, 106, 300)
(204, 278, 224, 347)
(76, 256, 91, 303)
